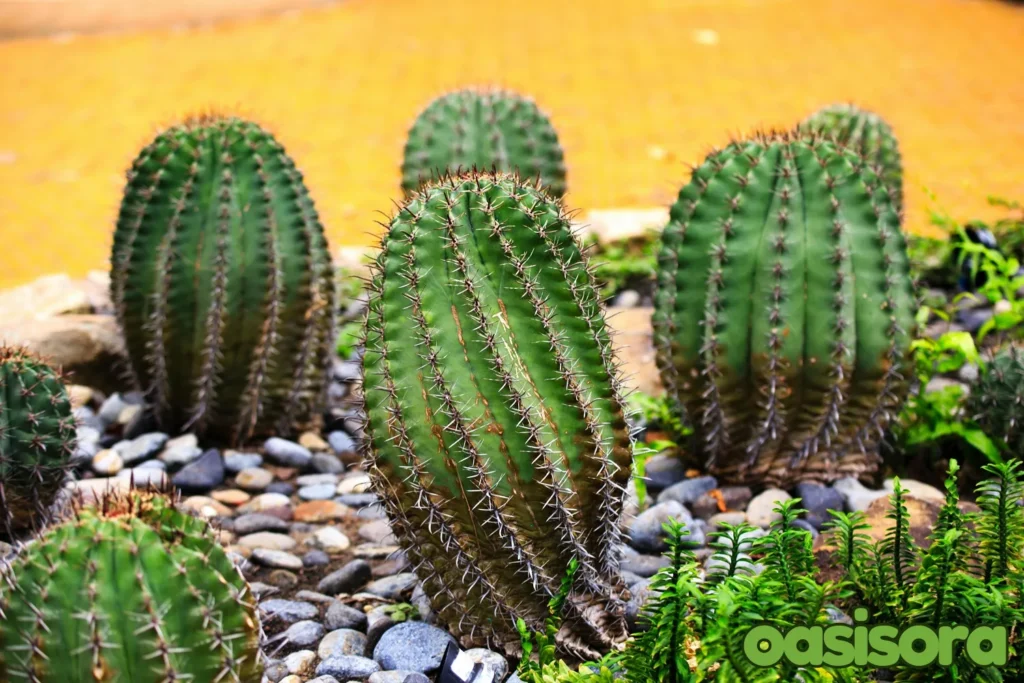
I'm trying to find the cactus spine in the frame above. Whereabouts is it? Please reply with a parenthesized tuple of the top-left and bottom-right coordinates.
(0, 346, 77, 538)
(0, 491, 263, 682)
(799, 104, 903, 214)
(401, 88, 566, 199)
(110, 115, 336, 445)
(968, 344, 1024, 455)
(363, 171, 632, 658)
(652, 131, 917, 486)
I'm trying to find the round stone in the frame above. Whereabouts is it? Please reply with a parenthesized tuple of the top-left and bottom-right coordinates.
(337, 473, 372, 495)
(282, 620, 325, 648)
(318, 628, 368, 658)
(211, 488, 251, 506)
(294, 500, 350, 523)
(224, 451, 263, 473)
(316, 655, 380, 679)
(238, 532, 297, 551)
(236, 467, 274, 491)
(92, 449, 123, 475)
(179, 496, 232, 518)
(311, 526, 351, 553)
(318, 559, 372, 595)
(299, 483, 338, 501)
(260, 599, 319, 623)
(251, 549, 303, 570)
(264, 437, 313, 468)
(372, 621, 456, 674)
(325, 602, 368, 631)
(299, 431, 330, 452)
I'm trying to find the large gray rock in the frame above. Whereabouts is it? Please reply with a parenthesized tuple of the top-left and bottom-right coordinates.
(629, 501, 704, 552)
(0, 314, 125, 393)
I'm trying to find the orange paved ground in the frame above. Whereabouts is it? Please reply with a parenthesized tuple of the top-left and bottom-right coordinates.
(0, 0, 1022, 288)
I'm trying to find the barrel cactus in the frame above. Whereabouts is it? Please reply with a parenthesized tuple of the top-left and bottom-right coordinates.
(652, 131, 917, 486)
(401, 88, 566, 199)
(363, 170, 632, 658)
(799, 103, 903, 214)
(110, 114, 336, 445)
(0, 490, 262, 682)
(0, 346, 77, 538)
(968, 344, 1024, 455)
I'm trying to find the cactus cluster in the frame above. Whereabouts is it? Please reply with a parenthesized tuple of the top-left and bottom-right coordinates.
(0, 346, 77, 538)
(0, 491, 263, 682)
(652, 131, 917, 487)
(110, 115, 336, 446)
(362, 170, 632, 658)
(968, 344, 1024, 455)
(799, 103, 903, 214)
(401, 88, 566, 199)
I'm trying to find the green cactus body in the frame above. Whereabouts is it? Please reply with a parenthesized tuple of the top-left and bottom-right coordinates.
(799, 104, 903, 214)
(652, 132, 916, 486)
(0, 492, 262, 682)
(110, 115, 336, 445)
(968, 345, 1024, 455)
(363, 171, 632, 658)
(0, 347, 76, 537)
(401, 89, 566, 199)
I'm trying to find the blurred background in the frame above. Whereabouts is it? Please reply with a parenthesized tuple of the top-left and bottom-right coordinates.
(0, 0, 1021, 289)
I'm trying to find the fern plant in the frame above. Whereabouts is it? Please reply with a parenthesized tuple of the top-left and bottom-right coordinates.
(512, 461, 1024, 682)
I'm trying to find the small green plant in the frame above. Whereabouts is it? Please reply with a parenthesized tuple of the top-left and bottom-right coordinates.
(893, 330, 1002, 464)
(585, 230, 660, 300)
(508, 461, 1024, 681)
(967, 344, 1024, 457)
(335, 319, 363, 359)
(954, 236, 1024, 341)
(627, 390, 687, 439)
(382, 602, 418, 623)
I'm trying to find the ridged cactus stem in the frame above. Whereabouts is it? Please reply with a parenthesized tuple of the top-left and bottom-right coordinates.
(364, 171, 631, 658)
(0, 492, 262, 682)
(110, 115, 335, 445)
(0, 347, 77, 538)
(653, 131, 916, 486)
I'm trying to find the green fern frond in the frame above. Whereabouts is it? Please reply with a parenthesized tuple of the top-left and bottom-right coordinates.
(881, 478, 919, 611)
(976, 459, 1024, 586)
(624, 519, 702, 683)
(705, 522, 760, 586)
(759, 499, 815, 603)
(823, 510, 872, 579)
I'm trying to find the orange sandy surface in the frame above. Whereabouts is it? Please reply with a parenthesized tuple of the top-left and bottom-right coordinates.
(0, 0, 1022, 288)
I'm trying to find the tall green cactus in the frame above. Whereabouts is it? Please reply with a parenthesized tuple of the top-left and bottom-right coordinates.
(799, 103, 903, 214)
(110, 114, 336, 445)
(363, 170, 632, 658)
(0, 491, 262, 682)
(0, 346, 77, 538)
(401, 88, 566, 199)
(967, 344, 1024, 456)
(652, 131, 917, 487)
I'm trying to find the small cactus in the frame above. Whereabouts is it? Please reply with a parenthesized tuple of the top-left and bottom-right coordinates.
(799, 103, 903, 214)
(968, 344, 1024, 455)
(652, 131, 917, 487)
(0, 490, 263, 682)
(0, 346, 77, 538)
(110, 114, 336, 445)
(363, 170, 632, 658)
(401, 88, 566, 198)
